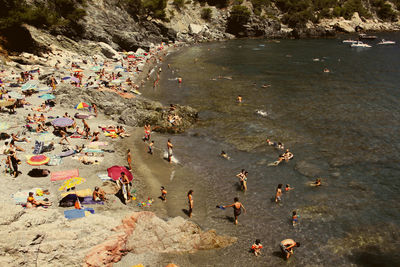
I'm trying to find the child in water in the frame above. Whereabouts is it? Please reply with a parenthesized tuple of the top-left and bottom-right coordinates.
(251, 239, 263, 256)
(292, 210, 299, 226)
(285, 184, 294, 191)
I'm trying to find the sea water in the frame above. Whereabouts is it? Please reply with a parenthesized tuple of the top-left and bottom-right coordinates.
(140, 34, 400, 266)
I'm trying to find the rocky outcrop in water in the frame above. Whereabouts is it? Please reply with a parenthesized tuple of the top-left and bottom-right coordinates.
(55, 84, 198, 133)
(84, 211, 237, 267)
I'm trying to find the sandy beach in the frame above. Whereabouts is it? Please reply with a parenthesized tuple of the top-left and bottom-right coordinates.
(0, 42, 235, 267)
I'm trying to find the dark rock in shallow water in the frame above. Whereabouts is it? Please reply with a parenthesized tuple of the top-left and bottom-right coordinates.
(55, 84, 197, 133)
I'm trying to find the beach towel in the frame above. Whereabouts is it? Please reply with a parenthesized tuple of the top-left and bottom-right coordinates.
(12, 189, 46, 205)
(61, 188, 92, 198)
(64, 207, 95, 220)
(50, 169, 79, 181)
(82, 197, 104, 205)
(97, 173, 112, 181)
(33, 141, 44, 155)
(83, 148, 104, 153)
(47, 155, 62, 166)
(59, 150, 76, 157)
(90, 142, 108, 147)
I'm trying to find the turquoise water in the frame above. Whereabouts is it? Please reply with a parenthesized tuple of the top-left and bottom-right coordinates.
(142, 35, 400, 266)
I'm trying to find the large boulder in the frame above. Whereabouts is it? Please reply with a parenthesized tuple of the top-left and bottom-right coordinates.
(189, 24, 204, 35)
(98, 42, 121, 59)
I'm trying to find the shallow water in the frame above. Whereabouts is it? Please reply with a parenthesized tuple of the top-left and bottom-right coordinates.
(137, 35, 400, 266)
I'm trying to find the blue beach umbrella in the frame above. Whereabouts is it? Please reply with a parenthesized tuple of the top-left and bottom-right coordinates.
(62, 77, 71, 80)
(39, 94, 55, 100)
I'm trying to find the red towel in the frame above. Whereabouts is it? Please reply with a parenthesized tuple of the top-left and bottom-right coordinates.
(51, 169, 79, 181)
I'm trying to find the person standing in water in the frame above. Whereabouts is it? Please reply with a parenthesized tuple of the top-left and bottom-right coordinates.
(223, 197, 246, 225)
(275, 184, 283, 203)
(127, 149, 132, 170)
(187, 190, 194, 218)
(148, 141, 154, 155)
(167, 139, 173, 163)
(280, 239, 300, 260)
(160, 186, 167, 202)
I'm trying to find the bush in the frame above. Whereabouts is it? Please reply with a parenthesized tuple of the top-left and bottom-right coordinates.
(206, 0, 229, 8)
(142, 0, 167, 19)
(342, 0, 370, 19)
(376, 3, 397, 21)
(282, 10, 314, 28)
(227, 5, 251, 34)
(251, 0, 270, 16)
(173, 0, 185, 10)
(201, 8, 213, 20)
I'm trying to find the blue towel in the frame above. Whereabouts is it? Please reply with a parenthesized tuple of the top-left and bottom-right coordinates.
(64, 207, 95, 220)
(82, 197, 104, 205)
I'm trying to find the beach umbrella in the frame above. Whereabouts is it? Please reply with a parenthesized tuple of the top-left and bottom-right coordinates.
(0, 99, 16, 107)
(52, 117, 74, 127)
(110, 79, 124, 84)
(0, 122, 9, 131)
(62, 76, 71, 80)
(27, 155, 50, 166)
(73, 69, 83, 72)
(74, 102, 90, 109)
(39, 93, 55, 100)
(127, 55, 135, 59)
(107, 166, 133, 181)
(58, 177, 86, 191)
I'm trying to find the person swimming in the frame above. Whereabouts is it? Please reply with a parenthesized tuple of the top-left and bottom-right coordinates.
(220, 150, 230, 159)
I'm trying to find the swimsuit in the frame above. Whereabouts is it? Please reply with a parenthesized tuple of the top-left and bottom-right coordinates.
(280, 243, 291, 256)
(234, 205, 241, 217)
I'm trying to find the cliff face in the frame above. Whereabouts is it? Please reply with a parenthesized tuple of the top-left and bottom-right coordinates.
(1, 0, 400, 56)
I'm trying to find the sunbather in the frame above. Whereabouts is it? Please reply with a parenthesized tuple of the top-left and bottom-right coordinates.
(93, 186, 106, 201)
(26, 192, 52, 208)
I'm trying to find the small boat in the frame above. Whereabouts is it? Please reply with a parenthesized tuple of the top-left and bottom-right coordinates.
(351, 41, 372, 48)
(359, 33, 377, 39)
(377, 39, 396, 45)
(342, 39, 357, 44)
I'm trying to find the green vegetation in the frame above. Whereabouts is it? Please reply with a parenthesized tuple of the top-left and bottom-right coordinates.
(251, 0, 270, 16)
(227, 5, 251, 34)
(201, 8, 213, 20)
(173, 0, 186, 10)
(372, 0, 397, 21)
(0, 0, 86, 32)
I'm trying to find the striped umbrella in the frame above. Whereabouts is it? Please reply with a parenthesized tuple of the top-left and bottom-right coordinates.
(27, 155, 50, 166)
(0, 99, 15, 107)
(58, 177, 86, 191)
(74, 102, 90, 109)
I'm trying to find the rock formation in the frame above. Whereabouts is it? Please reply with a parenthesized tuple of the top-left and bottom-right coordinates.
(55, 84, 198, 133)
(84, 211, 237, 267)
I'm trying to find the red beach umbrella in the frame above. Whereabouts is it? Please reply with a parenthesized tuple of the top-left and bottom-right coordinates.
(27, 155, 50, 166)
(107, 166, 133, 181)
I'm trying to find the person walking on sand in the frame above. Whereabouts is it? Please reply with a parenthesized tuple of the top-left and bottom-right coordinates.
(92, 103, 98, 117)
(188, 190, 194, 218)
(167, 139, 173, 163)
(280, 239, 300, 260)
(127, 149, 132, 170)
(160, 186, 167, 202)
(223, 197, 246, 225)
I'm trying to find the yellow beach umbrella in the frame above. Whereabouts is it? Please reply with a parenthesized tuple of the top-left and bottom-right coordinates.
(58, 177, 86, 191)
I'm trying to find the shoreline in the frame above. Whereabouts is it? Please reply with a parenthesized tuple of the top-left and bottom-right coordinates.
(0, 41, 236, 267)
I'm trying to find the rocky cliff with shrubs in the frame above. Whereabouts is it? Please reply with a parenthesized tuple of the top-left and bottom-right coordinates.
(1, 0, 400, 55)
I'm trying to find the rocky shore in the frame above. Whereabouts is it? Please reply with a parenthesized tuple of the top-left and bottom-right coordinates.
(0, 34, 234, 266)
